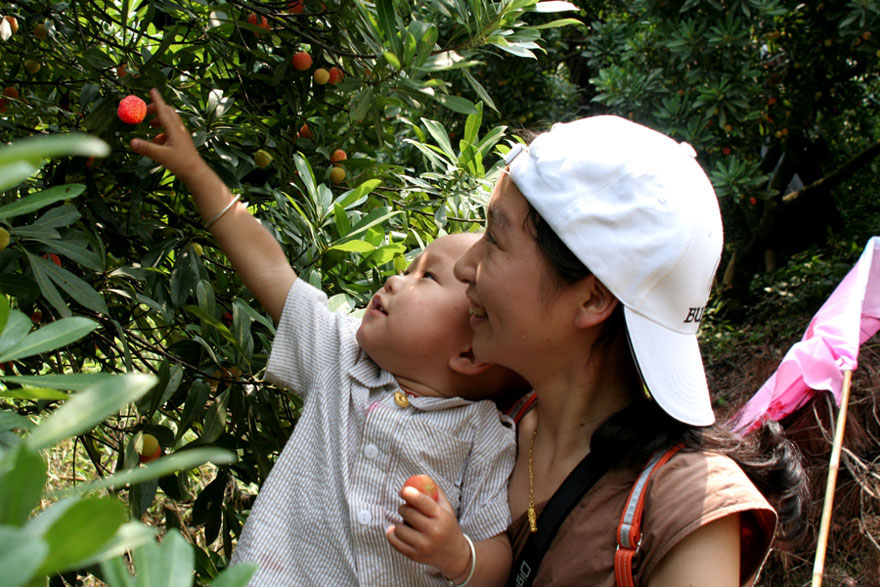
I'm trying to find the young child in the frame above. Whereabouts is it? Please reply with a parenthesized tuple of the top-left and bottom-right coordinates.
(132, 89, 523, 587)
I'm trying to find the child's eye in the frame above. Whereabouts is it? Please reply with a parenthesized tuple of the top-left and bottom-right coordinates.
(423, 272, 436, 281)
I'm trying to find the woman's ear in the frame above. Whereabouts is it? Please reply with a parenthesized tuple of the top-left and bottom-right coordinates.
(449, 348, 494, 376)
(574, 275, 619, 329)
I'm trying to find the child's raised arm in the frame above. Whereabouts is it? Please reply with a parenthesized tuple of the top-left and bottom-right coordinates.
(131, 88, 295, 323)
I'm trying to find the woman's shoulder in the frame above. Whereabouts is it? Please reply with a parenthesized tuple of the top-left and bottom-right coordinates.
(639, 449, 778, 584)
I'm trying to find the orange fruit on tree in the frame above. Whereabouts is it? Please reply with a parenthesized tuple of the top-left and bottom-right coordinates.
(330, 149, 347, 163)
(313, 68, 330, 85)
(329, 166, 346, 184)
(328, 66, 344, 85)
(299, 122, 314, 140)
(292, 51, 312, 71)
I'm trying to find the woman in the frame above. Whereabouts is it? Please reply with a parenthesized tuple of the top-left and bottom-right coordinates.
(453, 116, 808, 586)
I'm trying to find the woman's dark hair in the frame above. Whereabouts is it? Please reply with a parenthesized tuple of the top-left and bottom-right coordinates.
(526, 202, 810, 547)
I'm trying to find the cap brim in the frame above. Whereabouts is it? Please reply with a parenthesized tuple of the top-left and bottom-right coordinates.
(624, 307, 715, 426)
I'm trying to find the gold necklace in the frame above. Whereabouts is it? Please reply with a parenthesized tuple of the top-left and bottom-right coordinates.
(527, 426, 538, 533)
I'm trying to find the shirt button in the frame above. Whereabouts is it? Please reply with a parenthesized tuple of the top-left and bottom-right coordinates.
(357, 509, 372, 525)
(364, 444, 379, 459)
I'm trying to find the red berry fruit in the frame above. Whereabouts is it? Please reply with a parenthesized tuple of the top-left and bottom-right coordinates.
(403, 474, 439, 501)
(292, 51, 312, 71)
(118, 95, 147, 125)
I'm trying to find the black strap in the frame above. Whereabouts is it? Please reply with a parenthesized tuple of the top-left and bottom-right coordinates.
(508, 452, 611, 587)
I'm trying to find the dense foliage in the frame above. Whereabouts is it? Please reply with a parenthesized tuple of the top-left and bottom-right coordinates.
(2, 0, 878, 584)
(0, 1, 578, 584)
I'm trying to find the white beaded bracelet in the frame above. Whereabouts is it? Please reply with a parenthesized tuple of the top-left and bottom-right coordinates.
(446, 534, 476, 587)
(204, 193, 242, 229)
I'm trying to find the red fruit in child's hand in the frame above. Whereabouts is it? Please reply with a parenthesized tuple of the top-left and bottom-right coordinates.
(118, 95, 146, 125)
(404, 474, 439, 501)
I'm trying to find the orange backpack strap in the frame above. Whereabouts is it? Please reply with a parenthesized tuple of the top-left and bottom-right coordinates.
(505, 391, 537, 426)
(614, 443, 685, 587)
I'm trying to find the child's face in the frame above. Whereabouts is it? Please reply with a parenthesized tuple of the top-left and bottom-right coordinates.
(356, 233, 480, 381)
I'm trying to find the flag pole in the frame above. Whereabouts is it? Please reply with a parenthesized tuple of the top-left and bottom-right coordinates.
(811, 369, 854, 587)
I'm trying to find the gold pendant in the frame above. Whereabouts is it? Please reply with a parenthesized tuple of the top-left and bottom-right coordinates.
(393, 391, 410, 408)
(528, 506, 537, 533)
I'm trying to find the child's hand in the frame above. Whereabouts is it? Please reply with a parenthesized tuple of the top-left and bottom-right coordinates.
(385, 484, 473, 582)
(130, 88, 206, 181)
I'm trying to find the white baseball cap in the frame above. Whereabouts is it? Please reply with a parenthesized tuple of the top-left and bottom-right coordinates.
(504, 115, 723, 426)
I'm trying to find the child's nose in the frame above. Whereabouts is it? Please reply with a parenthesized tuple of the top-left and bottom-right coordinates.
(384, 273, 404, 292)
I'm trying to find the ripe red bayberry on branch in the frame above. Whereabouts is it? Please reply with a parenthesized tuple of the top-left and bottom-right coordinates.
(118, 95, 146, 124)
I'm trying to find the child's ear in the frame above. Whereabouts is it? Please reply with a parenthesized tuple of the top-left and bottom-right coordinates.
(449, 349, 494, 376)
(574, 275, 619, 329)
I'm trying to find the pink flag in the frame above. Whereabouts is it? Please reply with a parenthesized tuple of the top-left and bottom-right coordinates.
(732, 237, 880, 433)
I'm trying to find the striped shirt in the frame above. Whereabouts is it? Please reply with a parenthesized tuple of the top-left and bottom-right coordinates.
(231, 279, 516, 586)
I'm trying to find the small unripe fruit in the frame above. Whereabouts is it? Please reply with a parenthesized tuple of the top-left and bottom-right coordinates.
(328, 66, 343, 85)
(863, 31, 872, 41)
(823, 38, 832, 47)
(254, 149, 272, 168)
(299, 122, 314, 140)
(0, 227, 10, 251)
(330, 166, 346, 184)
(138, 433, 162, 463)
(288, 0, 305, 14)
(292, 51, 312, 71)
(330, 149, 347, 163)
(2, 16, 18, 35)
(2, 86, 19, 99)
(403, 474, 439, 501)
(313, 67, 330, 85)
(117, 64, 128, 77)
(721, 147, 731, 156)
(192, 243, 203, 257)
(118, 95, 147, 125)
(24, 59, 40, 74)
(33, 23, 47, 40)
(31, 309, 42, 323)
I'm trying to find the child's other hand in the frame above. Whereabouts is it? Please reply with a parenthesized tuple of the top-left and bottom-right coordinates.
(130, 88, 205, 181)
(385, 485, 472, 581)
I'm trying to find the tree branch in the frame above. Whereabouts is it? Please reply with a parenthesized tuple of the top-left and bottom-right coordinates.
(783, 140, 880, 204)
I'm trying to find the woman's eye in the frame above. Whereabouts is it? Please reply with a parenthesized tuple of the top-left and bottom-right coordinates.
(485, 231, 497, 245)
(423, 272, 436, 281)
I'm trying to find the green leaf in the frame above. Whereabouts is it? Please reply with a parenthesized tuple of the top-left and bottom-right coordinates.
(27, 497, 127, 576)
(85, 522, 155, 572)
(431, 93, 479, 114)
(422, 119, 457, 159)
(0, 372, 115, 391)
(210, 562, 258, 587)
(0, 316, 97, 363)
(0, 292, 8, 335)
(375, 0, 402, 56)
(0, 135, 109, 168)
(157, 529, 195, 587)
(0, 161, 38, 192)
(0, 442, 46, 526)
(0, 185, 85, 221)
(51, 448, 237, 499)
(27, 253, 109, 315)
(0, 387, 70, 401)
(0, 410, 32, 433)
(334, 179, 382, 209)
(328, 239, 377, 253)
(0, 526, 48, 587)
(25, 373, 157, 452)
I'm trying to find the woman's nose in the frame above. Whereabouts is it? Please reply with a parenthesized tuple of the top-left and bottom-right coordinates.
(454, 241, 477, 284)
